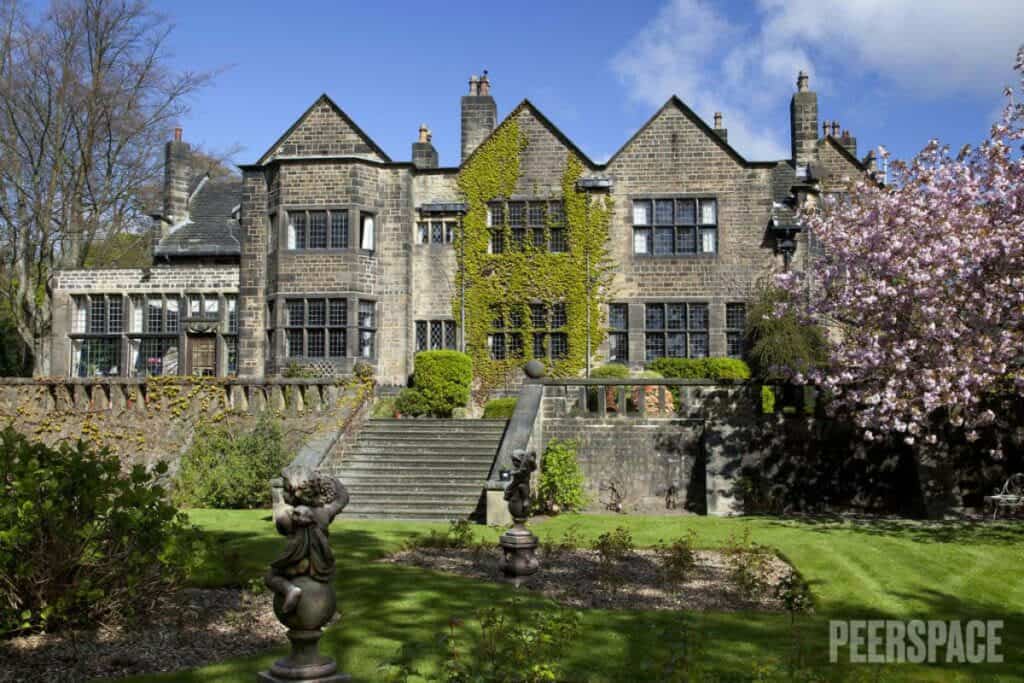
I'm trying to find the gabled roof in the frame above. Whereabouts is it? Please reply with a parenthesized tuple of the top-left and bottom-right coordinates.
(255, 93, 391, 166)
(154, 177, 242, 258)
(462, 99, 597, 169)
(820, 135, 867, 171)
(605, 96, 776, 168)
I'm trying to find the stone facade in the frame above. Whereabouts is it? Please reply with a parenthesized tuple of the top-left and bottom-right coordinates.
(48, 70, 870, 384)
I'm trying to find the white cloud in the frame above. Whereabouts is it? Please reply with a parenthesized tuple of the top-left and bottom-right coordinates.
(758, 0, 1021, 96)
(612, 0, 1022, 160)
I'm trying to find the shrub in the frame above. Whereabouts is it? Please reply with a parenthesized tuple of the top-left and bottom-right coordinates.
(415, 519, 476, 550)
(174, 416, 289, 509)
(382, 598, 581, 683)
(745, 285, 828, 379)
(536, 439, 588, 513)
(371, 396, 398, 418)
(647, 356, 751, 380)
(655, 529, 699, 587)
(394, 387, 431, 417)
(724, 528, 774, 600)
(410, 350, 473, 417)
(590, 363, 630, 379)
(353, 360, 375, 382)
(593, 526, 635, 590)
(482, 397, 517, 419)
(0, 427, 199, 634)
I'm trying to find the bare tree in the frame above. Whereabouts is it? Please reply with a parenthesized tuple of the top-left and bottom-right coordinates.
(0, 0, 214, 375)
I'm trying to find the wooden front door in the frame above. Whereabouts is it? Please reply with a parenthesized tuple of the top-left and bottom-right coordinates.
(189, 336, 217, 376)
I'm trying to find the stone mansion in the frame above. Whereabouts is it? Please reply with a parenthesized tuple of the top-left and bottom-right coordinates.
(49, 71, 869, 385)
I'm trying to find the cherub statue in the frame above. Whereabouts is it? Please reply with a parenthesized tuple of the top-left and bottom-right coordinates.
(504, 449, 537, 521)
(265, 467, 350, 614)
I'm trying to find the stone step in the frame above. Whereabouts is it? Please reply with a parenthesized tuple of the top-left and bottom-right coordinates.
(344, 484, 483, 496)
(338, 454, 494, 466)
(366, 419, 508, 427)
(362, 423, 505, 431)
(328, 462, 489, 474)
(344, 444, 499, 454)
(335, 473, 486, 484)
(353, 434, 503, 445)
(345, 497, 481, 510)
(342, 509, 475, 521)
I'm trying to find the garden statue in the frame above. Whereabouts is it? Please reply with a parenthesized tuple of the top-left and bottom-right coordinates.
(259, 467, 351, 683)
(499, 449, 540, 581)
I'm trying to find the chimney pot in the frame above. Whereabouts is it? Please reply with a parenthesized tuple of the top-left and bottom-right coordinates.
(823, 120, 831, 137)
(479, 70, 490, 96)
(173, 127, 182, 142)
(713, 112, 723, 128)
(831, 121, 840, 137)
(469, 74, 479, 95)
(418, 124, 430, 144)
(797, 70, 809, 92)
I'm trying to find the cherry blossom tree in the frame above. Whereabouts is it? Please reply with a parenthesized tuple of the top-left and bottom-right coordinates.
(777, 47, 1024, 450)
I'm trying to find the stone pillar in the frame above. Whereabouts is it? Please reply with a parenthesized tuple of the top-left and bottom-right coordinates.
(238, 168, 268, 378)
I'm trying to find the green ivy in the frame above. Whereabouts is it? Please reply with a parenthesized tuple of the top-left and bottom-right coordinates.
(454, 120, 614, 398)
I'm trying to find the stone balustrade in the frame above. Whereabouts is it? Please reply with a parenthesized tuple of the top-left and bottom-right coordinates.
(0, 377, 360, 417)
(539, 377, 750, 419)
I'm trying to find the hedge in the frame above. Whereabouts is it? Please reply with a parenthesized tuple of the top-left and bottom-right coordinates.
(483, 397, 518, 419)
(646, 357, 751, 381)
(398, 350, 473, 417)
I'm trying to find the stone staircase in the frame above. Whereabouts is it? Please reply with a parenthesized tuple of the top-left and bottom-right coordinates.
(321, 418, 508, 520)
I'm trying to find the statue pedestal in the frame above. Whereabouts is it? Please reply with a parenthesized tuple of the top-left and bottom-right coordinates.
(257, 629, 350, 682)
(499, 522, 539, 580)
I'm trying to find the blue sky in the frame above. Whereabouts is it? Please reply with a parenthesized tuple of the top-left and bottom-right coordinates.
(152, 0, 1022, 168)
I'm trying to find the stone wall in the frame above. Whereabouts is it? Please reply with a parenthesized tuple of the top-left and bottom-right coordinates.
(0, 377, 372, 476)
(525, 381, 753, 515)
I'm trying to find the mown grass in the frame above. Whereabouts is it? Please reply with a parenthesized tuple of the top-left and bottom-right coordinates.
(116, 512, 1024, 682)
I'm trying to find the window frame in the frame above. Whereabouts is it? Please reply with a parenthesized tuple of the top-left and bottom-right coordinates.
(725, 302, 746, 359)
(283, 207, 356, 251)
(607, 302, 629, 364)
(487, 199, 568, 254)
(644, 301, 710, 362)
(415, 318, 458, 352)
(631, 196, 719, 257)
(283, 297, 351, 360)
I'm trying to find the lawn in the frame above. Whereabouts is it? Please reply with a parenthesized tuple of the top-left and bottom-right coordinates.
(118, 512, 1024, 682)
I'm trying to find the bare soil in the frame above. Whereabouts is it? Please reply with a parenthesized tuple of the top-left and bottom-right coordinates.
(0, 588, 288, 683)
(385, 546, 795, 612)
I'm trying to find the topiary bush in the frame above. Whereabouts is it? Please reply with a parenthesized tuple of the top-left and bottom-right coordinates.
(406, 350, 473, 417)
(173, 416, 289, 509)
(482, 397, 518, 419)
(536, 439, 588, 513)
(0, 427, 200, 634)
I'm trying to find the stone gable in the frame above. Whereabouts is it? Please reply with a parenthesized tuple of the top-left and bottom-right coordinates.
(259, 97, 388, 164)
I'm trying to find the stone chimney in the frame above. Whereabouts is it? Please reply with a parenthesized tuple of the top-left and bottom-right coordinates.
(712, 112, 728, 142)
(840, 129, 857, 157)
(789, 70, 818, 167)
(158, 127, 192, 242)
(412, 123, 439, 169)
(461, 70, 496, 162)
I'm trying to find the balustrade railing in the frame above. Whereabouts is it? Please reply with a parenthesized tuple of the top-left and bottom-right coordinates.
(0, 376, 359, 416)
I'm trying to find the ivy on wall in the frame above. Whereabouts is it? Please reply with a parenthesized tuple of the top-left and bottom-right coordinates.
(454, 120, 614, 397)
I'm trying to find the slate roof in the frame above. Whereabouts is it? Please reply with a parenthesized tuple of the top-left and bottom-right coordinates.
(154, 177, 242, 258)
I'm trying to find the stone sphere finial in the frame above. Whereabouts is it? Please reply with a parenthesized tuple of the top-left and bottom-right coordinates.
(523, 359, 545, 379)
